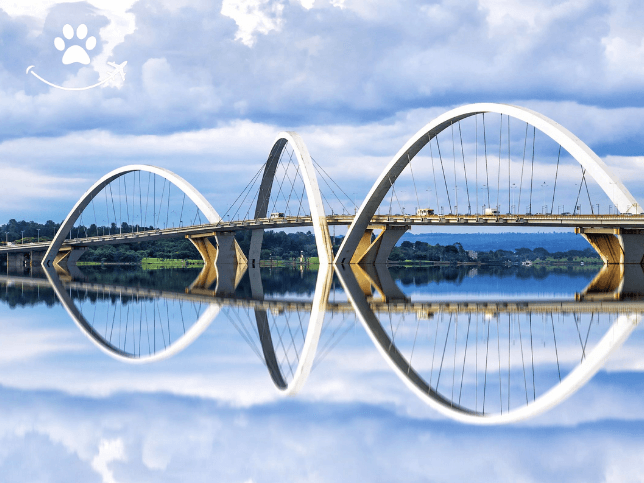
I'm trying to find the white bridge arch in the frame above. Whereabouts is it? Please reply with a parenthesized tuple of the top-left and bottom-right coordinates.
(335, 103, 643, 264)
(248, 131, 333, 266)
(43, 164, 222, 267)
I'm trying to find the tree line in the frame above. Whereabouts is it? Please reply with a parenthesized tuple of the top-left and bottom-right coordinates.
(390, 240, 600, 263)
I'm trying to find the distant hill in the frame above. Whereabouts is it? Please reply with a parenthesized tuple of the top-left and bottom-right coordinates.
(399, 232, 589, 252)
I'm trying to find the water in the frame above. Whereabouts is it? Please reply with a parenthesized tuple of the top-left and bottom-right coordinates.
(0, 262, 642, 482)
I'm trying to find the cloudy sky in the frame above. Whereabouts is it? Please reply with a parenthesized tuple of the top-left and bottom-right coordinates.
(1, 0, 644, 222)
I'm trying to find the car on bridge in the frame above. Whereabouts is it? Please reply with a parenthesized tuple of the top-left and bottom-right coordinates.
(416, 208, 435, 216)
(270, 212, 286, 219)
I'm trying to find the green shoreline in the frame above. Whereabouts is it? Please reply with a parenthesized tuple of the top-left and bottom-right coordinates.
(73, 257, 602, 270)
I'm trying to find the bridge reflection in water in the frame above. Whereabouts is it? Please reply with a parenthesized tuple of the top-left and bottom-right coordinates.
(1, 261, 642, 424)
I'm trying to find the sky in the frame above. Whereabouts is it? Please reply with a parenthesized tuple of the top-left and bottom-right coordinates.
(1, 0, 644, 223)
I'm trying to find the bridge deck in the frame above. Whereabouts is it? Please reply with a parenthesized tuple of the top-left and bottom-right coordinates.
(2, 213, 644, 254)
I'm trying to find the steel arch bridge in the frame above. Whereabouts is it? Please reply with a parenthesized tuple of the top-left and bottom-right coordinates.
(4, 103, 644, 270)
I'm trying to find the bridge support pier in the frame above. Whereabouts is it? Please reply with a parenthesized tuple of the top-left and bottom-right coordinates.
(50, 248, 88, 281)
(187, 233, 247, 296)
(249, 230, 263, 268)
(53, 247, 88, 269)
(577, 228, 644, 264)
(578, 263, 644, 300)
(350, 225, 409, 265)
(350, 264, 408, 302)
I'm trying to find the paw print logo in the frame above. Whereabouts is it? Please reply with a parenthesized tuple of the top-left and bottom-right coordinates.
(54, 24, 97, 65)
(27, 21, 126, 91)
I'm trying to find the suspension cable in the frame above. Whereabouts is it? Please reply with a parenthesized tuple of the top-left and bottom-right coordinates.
(283, 163, 301, 215)
(483, 113, 490, 208)
(268, 154, 292, 216)
(166, 183, 171, 228)
(387, 176, 395, 215)
(451, 122, 459, 213)
(391, 178, 404, 214)
(574, 166, 585, 214)
(458, 122, 471, 213)
(435, 135, 452, 213)
(496, 114, 502, 211)
(118, 176, 122, 231)
(221, 161, 266, 221)
(507, 116, 511, 213)
(475, 116, 478, 214)
(550, 146, 561, 214)
(108, 183, 117, 231)
(408, 154, 421, 212)
(124, 174, 130, 227)
(529, 127, 536, 214)
(179, 193, 186, 226)
(241, 163, 268, 220)
(92, 199, 97, 235)
(518, 123, 528, 213)
(584, 169, 594, 215)
(312, 157, 357, 210)
(279, 148, 299, 215)
(428, 136, 440, 210)
(156, 178, 166, 227)
(295, 184, 307, 217)
(314, 163, 350, 214)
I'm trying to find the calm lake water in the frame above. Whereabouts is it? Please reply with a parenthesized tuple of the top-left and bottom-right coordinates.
(0, 262, 642, 482)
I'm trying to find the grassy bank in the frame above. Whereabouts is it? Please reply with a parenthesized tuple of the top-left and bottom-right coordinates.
(259, 257, 319, 268)
(141, 258, 204, 270)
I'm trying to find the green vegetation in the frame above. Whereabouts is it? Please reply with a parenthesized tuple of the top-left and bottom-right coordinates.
(389, 240, 600, 265)
(141, 258, 204, 269)
(0, 219, 59, 244)
(235, 230, 338, 261)
(390, 241, 471, 262)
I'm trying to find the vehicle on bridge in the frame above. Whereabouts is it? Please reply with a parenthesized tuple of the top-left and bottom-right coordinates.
(416, 208, 434, 216)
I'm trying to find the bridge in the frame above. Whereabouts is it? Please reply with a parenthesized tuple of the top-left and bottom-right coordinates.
(4, 103, 644, 270)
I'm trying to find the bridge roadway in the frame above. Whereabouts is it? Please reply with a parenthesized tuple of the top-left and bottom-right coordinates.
(2, 275, 643, 314)
(3, 213, 644, 254)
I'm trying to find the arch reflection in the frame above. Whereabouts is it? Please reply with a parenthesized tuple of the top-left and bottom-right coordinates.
(43, 264, 221, 363)
(336, 264, 642, 425)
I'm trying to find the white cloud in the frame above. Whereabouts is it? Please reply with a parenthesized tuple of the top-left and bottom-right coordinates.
(0, 164, 89, 214)
(221, 0, 285, 47)
(479, 0, 593, 31)
(91, 438, 127, 483)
